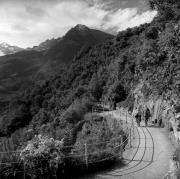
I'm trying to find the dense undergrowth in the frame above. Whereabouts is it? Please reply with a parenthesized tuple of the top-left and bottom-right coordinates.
(0, 114, 127, 178)
(1, 0, 180, 177)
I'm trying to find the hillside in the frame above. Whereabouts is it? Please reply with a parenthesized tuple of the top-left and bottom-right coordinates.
(1, 0, 180, 178)
(39, 24, 113, 75)
(0, 25, 113, 101)
(28, 38, 62, 52)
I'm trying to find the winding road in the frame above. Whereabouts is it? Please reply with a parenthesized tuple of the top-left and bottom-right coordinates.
(73, 110, 175, 179)
(91, 110, 175, 179)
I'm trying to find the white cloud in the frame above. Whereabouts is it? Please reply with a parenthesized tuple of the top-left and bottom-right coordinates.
(0, 0, 157, 48)
(103, 8, 157, 32)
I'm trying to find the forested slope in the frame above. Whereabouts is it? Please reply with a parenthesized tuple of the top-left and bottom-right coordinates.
(1, 0, 180, 178)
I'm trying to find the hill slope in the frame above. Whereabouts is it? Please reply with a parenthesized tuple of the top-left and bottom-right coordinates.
(1, 0, 180, 178)
(38, 24, 113, 75)
(0, 25, 113, 100)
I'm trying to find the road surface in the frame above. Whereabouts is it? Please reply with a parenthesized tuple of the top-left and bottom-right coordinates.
(92, 110, 175, 179)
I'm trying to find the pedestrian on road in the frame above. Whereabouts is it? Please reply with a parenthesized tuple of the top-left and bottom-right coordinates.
(135, 109, 141, 127)
(145, 107, 151, 127)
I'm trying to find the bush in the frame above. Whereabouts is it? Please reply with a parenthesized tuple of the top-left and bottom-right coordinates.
(62, 97, 93, 124)
(108, 81, 127, 108)
(71, 115, 126, 165)
(20, 135, 65, 178)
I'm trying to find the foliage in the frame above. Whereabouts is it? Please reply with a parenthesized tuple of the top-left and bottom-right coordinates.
(1, 0, 180, 177)
(72, 114, 126, 165)
(107, 81, 127, 104)
(20, 135, 64, 178)
(149, 0, 180, 21)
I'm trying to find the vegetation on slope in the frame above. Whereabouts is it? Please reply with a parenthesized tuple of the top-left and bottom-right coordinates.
(1, 0, 180, 177)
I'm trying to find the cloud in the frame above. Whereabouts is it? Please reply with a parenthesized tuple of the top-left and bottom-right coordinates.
(0, 0, 156, 48)
(102, 8, 157, 33)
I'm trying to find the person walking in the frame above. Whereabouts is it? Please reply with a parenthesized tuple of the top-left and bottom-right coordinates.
(135, 109, 141, 127)
(145, 107, 151, 127)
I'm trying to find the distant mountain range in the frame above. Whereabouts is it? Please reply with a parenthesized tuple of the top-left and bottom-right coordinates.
(0, 38, 62, 56)
(28, 38, 62, 52)
(0, 24, 113, 100)
(0, 43, 23, 56)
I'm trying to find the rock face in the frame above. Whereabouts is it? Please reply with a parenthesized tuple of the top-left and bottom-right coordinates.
(132, 81, 180, 144)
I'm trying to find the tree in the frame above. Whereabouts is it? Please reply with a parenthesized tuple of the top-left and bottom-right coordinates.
(108, 81, 127, 108)
(20, 135, 64, 178)
(89, 73, 104, 100)
(149, 0, 180, 21)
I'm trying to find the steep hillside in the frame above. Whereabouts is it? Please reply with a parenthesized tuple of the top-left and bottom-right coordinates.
(38, 24, 113, 75)
(2, 0, 180, 177)
(0, 51, 43, 100)
(2, 0, 180, 141)
(46, 24, 113, 64)
(0, 25, 113, 100)
(27, 38, 62, 52)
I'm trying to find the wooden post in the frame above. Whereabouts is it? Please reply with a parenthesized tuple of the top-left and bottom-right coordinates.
(24, 163, 26, 179)
(120, 136, 123, 159)
(103, 101, 105, 112)
(119, 109, 121, 120)
(132, 116, 135, 139)
(129, 128, 132, 148)
(126, 110, 128, 124)
(13, 171, 16, 179)
(84, 143, 88, 169)
(91, 107, 93, 121)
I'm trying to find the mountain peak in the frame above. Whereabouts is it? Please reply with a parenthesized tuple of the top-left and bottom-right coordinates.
(0, 42, 10, 48)
(0, 42, 23, 56)
(74, 24, 89, 31)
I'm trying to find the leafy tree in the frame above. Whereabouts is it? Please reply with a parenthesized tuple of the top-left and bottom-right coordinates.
(149, 0, 180, 21)
(89, 73, 104, 100)
(108, 81, 127, 108)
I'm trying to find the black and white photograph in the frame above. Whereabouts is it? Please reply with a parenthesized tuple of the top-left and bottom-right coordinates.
(0, 0, 180, 178)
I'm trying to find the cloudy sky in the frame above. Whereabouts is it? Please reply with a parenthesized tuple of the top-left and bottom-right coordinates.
(0, 0, 157, 48)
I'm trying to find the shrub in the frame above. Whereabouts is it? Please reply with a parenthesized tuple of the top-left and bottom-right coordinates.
(20, 135, 64, 178)
(71, 115, 126, 165)
(107, 81, 127, 108)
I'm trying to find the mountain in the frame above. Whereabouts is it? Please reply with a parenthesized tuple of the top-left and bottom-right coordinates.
(0, 43, 23, 56)
(27, 38, 62, 52)
(0, 50, 43, 101)
(45, 24, 113, 64)
(0, 25, 113, 100)
(37, 24, 113, 76)
(2, 1, 180, 178)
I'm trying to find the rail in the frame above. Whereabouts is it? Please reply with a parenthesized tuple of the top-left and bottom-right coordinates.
(161, 120, 180, 179)
(0, 107, 136, 178)
(0, 129, 133, 178)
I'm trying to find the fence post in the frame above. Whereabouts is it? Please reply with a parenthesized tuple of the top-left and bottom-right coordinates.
(24, 163, 26, 179)
(126, 110, 128, 124)
(129, 128, 132, 148)
(84, 143, 88, 169)
(132, 116, 135, 139)
(91, 107, 93, 121)
(120, 136, 123, 159)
